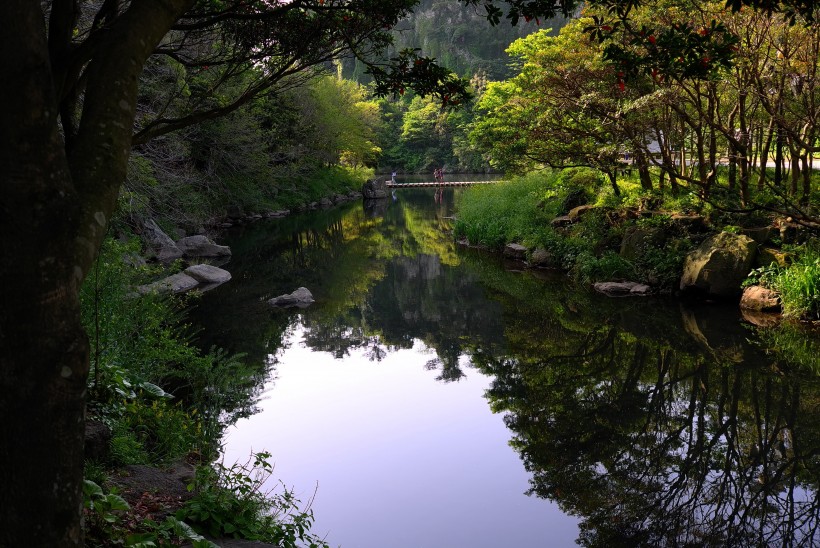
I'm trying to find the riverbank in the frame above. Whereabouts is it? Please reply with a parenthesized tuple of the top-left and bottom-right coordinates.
(452, 169, 820, 323)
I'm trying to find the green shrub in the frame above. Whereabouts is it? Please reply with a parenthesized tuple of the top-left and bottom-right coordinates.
(180, 452, 329, 548)
(573, 251, 636, 283)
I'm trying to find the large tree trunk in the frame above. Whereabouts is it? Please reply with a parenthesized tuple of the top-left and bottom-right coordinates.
(0, 1, 191, 545)
(0, 4, 88, 545)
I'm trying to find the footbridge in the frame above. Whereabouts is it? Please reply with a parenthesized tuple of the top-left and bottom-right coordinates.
(386, 180, 499, 188)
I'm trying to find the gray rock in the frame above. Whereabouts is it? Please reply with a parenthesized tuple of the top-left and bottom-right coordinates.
(138, 273, 199, 295)
(141, 218, 183, 263)
(269, 287, 315, 308)
(620, 226, 665, 262)
(319, 197, 333, 208)
(175, 235, 232, 258)
(529, 247, 559, 268)
(362, 178, 389, 199)
(504, 243, 528, 260)
(593, 281, 653, 296)
(184, 264, 232, 285)
(680, 232, 757, 298)
(740, 285, 781, 312)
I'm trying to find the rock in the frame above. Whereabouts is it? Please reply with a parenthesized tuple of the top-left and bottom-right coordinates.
(593, 281, 653, 296)
(560, 188, 589, 214)
(319, 197, 333, 208)
(175, 235, 231, 258)
(551, 215, 573, 228)
(740, 285, 781, 312)
(756, 247, 792, 268)
(529, 247, 559, 268)
(504, 243, 527, 260)
(669, 214, 708, 233)
(362, 178, 389, 199)
(620, 226, 665, 262)
(269, 287, 315, 308)
(680, 232, 757, 298)
(184, 264, 232, 285)
(741, 226, 775, 245)
(266, 210, 290, 218)
(138, 273, 199, 295)
(85, 419, 112, 463)
(567, 204, 598, 222)
(140, 218, 183, 263)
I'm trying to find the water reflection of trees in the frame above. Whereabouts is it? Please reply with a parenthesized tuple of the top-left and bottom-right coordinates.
(475, 313, 820, 547)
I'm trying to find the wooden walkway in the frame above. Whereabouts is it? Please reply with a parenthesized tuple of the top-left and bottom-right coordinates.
(386, 180, 498, 188)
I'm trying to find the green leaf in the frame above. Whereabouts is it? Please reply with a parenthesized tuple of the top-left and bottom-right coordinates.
(139, 381, 174, 399)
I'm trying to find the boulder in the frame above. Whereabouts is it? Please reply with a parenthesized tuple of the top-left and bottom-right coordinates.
(175, 235, 231, 258)
(593, 281, 653, 296)
(184, 264, 232, 285)
(529, 247, 559, 268)
(620, 226, 665, 262)
(269, 287, 315, 308)
(85, 420, 112, 463)
(138, 273, 199, 295)
(680, 232, 757, 298)
(740, 285, 781, 312)
(319, 197, 333, 208)
(140, 218, 183, 263)
(755, 246, 792, 268)
(362, 179, 389, 199)
(503, 243, 527, 260)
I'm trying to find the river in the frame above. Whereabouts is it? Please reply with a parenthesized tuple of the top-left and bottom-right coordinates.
(192, 184, 820, 547)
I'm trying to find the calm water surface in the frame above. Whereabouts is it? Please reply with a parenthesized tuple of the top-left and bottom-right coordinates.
(193, 185, 820, 547)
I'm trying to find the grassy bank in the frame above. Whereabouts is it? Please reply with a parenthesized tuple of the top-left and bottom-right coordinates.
(454, 168, 820, 319)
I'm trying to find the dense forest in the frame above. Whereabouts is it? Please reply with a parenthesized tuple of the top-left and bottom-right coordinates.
(125, 0, 562, 232)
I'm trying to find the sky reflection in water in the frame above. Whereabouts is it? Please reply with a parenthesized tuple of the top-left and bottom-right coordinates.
(223, 327, 578, 548)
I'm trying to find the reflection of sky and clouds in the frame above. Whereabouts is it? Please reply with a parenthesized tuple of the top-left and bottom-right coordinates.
(195, 186, 820, 547)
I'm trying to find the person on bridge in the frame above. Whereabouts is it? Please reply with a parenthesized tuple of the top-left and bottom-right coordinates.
(391, 171, 397, 183)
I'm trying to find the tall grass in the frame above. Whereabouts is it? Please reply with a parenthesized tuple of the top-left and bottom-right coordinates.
(773, 249, 820, 320)
(454, 172, 558, 248)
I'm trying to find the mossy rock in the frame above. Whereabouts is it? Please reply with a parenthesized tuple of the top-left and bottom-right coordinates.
(620, 225, 666, 262)
(680, 232, 757, 298)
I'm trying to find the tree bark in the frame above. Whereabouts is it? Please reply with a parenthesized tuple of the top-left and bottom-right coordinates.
(0, 0, 192, 545)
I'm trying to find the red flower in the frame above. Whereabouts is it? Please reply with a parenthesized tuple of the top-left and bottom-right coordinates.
(648, 35, 656, 44)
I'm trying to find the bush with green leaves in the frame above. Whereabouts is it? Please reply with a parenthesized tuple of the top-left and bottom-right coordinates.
(179, 452, 330, 548)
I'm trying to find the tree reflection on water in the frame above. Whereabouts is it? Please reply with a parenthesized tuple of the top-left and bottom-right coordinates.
(194, 190, 820, 546)
(475, 311, 820, 547)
